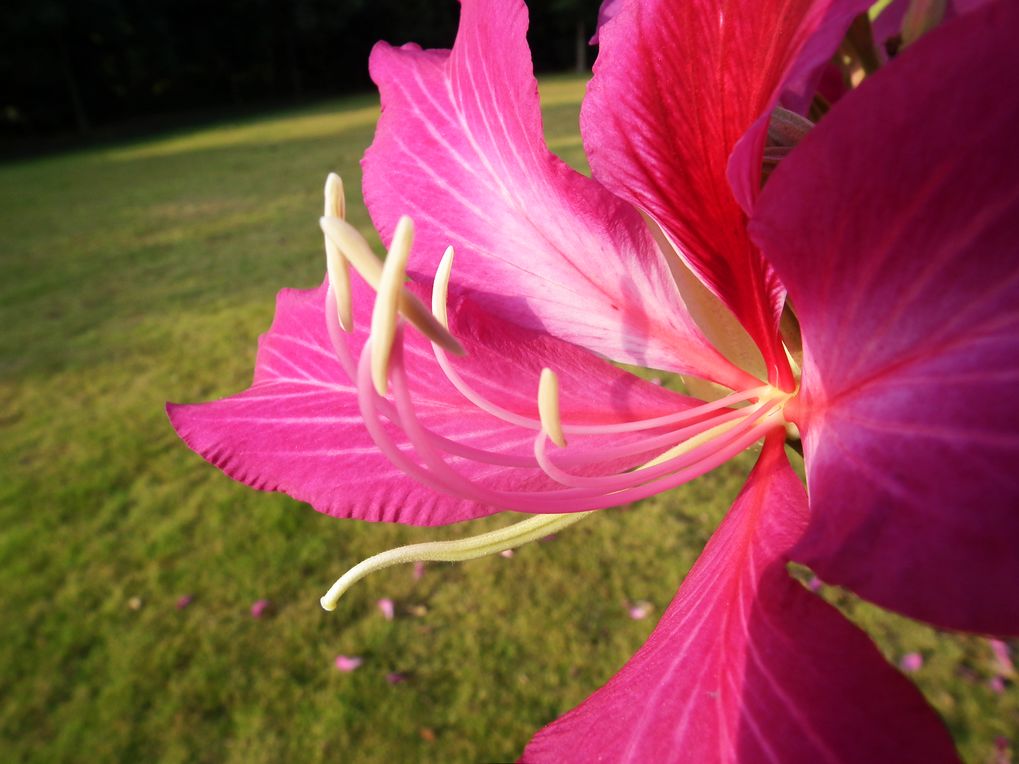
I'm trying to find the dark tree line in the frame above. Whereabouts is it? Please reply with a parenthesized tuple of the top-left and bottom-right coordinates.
(1, 0, 601, 140)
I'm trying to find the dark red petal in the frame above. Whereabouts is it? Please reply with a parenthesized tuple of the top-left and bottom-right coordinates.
(750, 1, 1019, 634)
(522, 436, 957, 763)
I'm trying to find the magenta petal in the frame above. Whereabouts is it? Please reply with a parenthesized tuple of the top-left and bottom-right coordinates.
(522, 437, 957, 763)
(590, 0, 625, 45)
(582, 0, 867, 373)
(731, 0, 870, 199)
(363, 0, 747, 388)
(170, 281, 493, 526)
(873, 0, 994, 54)
(169, 276, 701, 526)
(751, 1, 1019, 635)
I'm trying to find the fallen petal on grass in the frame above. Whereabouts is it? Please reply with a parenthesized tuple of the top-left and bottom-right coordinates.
(989, 639, 1015, 676)
(899, 653, 924, 673)
(334, 655, 363, 672)
(628, 601, 653, 620)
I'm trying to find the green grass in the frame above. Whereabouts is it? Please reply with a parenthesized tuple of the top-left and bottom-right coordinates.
(0, 74, 1015, 763)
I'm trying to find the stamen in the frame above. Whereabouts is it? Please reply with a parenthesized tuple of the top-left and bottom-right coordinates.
(381, 335, 787, 511)
(432, 245, 455, 328)
(551, 408, 749, 470)
(323, 173, 353, 332)
(538, 368, 567, 448)
(321, 510, 593, 611)
(370, 216, 413, 396)
(534, 400, 780, 489)
(319, 215, 463, 355)
(320, 215, 384, 288)
(427, 244, 773, 436)
(324, 172, 347, 220)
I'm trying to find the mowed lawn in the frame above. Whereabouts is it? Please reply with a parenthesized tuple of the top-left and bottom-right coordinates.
(0, 75, 1015, 763)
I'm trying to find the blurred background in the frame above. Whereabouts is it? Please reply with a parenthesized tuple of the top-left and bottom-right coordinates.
(1, 0, 597, 151)
(0, 1, 1016, 762)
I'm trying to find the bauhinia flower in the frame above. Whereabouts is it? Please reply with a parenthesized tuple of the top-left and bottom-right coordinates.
(168, 0, 1019, 760)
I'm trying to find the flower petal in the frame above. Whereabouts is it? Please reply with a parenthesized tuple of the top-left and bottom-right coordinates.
(522, 436, 957, 763)
(583, 0, 867, 380)
(590, 0, 626, 45)
(873, 0, 993, 56)
(750, 1, 1019, 635)
(168, 276, 702, 526)
(362, 0, 749, 389)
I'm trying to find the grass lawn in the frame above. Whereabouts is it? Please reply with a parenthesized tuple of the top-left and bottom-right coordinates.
(0, 74, 1015, 763)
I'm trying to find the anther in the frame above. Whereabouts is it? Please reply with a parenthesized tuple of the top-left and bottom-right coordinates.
(320, 216, 464, 357)
(538, 368, 567, 448)
(370, 216, 414, 396)
(320, 215, 384, 288)
(433, 246, 455, 329)
(324, 174, 354, 332)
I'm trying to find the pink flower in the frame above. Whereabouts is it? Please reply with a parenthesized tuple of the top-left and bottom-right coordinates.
(386, 671, 407, 685)
(176, 595, 194, 610)
(249, 599, 271, 619)
(168, 0, 1018, 759)
(377, 597, 395, 621)
(334, 655, 363, 672)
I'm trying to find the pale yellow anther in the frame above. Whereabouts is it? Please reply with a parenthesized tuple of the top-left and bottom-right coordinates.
(324, 172, 346, 220)
(324, 174, 353, 332)
(433, 246, 455, 329)
(320, 216, 384, 289)
(538, 368, 567, 448)
(370, 216, 414, 396)
(319, 215, 465, 358)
